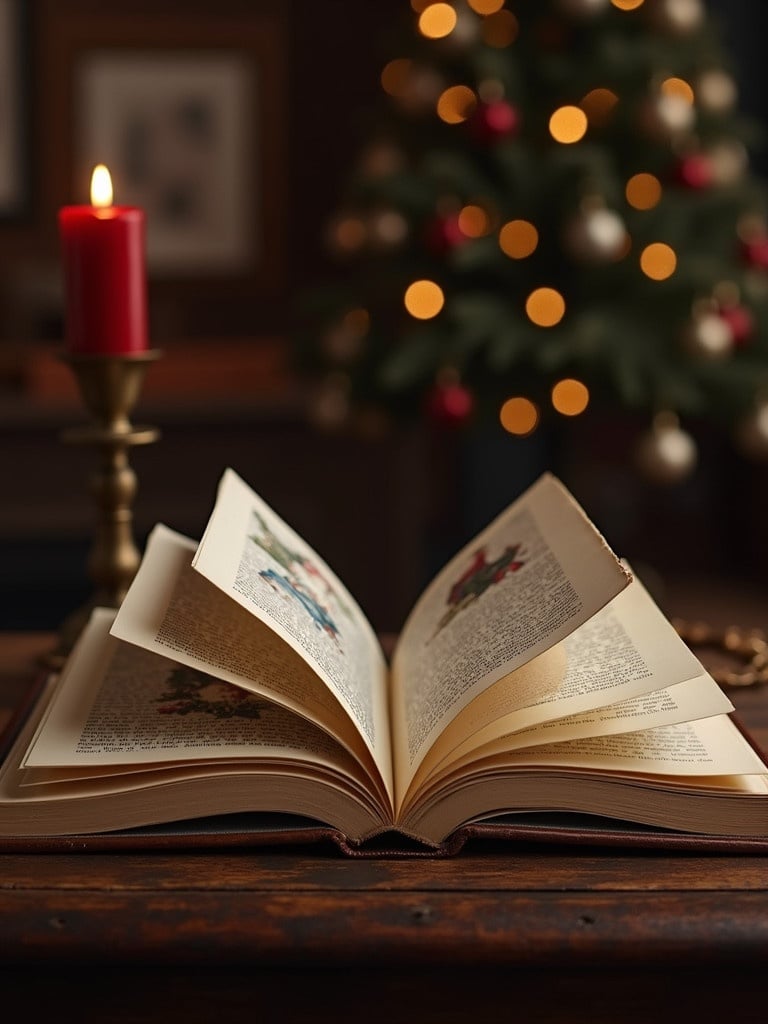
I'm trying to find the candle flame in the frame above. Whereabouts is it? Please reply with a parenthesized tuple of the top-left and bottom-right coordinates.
(90, 164, 113, 208)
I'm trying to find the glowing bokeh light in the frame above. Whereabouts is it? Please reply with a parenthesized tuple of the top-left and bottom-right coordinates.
(481, 10, 519, 47)
(333, 217, 366, 252)
(468, 0, 505, 13)
(404, 279, 445, 319)
(381, 59, 413, 98)
(611, 0, 645, 10)
(626, 172, 662, 210)
(343, 308, 370, 335)
(661, 77, 695, 104)
(549, 105, 588, 144)
(500, 397, 539, 436)
(640, 242, 677, 280)
(437, 85, 477, 124)
(526, 288, 566, 327)
(418, 3, 458, 39)
(552, 379, 590, 416)
(458, 205, 491, 237)
(499, 219, 539, 258)
(579, 88, 619, 126)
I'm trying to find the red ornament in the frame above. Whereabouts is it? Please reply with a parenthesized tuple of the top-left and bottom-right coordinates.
(426, 381, 474, 426)
(718, 304, 754, 347)
(469, 100, 520, 145)
(425, 213, 466, 256)
(740, 235, 768, 270)
(674, 154, 714, 190)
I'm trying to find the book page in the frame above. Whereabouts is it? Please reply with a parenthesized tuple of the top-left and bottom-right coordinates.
(190, 469, 391, 777)
(27, 610, 369, 788)
(391, 473, 631, 793)
(404, 574, 726, 800)
(111, 525, 390, 804)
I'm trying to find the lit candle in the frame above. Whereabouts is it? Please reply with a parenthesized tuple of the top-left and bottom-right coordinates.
(58, 165, 148, 354)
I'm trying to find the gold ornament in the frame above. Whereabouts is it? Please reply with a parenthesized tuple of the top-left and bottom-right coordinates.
(635, 412, 697, 484)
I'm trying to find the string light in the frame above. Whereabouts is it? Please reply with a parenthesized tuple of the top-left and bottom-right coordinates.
(640, 242, 677, 280)
(458, 205, 491, 237)
(626, 172, 662, 210)
(580, 88, 619, 126)
(526, 288, 566, 327)
(549, 106, 588, 144)
(661, 77, 694, 104)
(552, 379, 590, 416)
(418, 3, 458, 39)
(611, 0, 645, 10)
(468, 0, 505, 13)
(381, 59, 413, 98)
(500, 397, 539, 435)
(437, 85, 477, 124)
(481, 10, 519, 47)
(499, 219, 538, 258)
(404, 279, 445, 319)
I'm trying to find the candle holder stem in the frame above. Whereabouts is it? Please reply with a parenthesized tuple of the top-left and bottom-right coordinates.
(46, 350, 161, 668)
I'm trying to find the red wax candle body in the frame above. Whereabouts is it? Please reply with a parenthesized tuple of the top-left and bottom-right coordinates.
(58, 205, 148, 354)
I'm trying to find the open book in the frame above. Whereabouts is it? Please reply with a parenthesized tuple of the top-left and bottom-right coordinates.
(1, 468, 767, 854)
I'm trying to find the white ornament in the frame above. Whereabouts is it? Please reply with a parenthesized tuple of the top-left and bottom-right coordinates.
(565, 207, 627, 262)
(696, 69, 737, 113)
(681, 312, 734, 360)
(650, 0, 704, 35)
(635, 413, 697, 484)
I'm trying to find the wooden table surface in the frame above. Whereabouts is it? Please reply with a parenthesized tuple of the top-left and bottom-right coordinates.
(1, 628, 767, 1024)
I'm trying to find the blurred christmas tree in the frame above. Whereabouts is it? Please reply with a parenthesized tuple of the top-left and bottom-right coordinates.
(298, 0, 768, 483)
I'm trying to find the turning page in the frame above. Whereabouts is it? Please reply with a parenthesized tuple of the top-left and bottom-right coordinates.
(391, 473, 631, 799)
(190, 469, 392, 783)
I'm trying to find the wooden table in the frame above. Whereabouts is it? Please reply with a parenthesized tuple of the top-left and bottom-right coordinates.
(1, 630, 767, 1024)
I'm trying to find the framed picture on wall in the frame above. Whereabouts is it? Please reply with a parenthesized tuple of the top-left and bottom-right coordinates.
(0, 0, 27, 219)
(40, 5, 286, 291)
(76, 51, 255, 276)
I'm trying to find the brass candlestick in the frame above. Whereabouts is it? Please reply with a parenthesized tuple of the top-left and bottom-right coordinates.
(46, 350, 162, 668)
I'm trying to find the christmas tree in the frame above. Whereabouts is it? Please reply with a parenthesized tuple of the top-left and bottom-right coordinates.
(299, 0, 768, 483)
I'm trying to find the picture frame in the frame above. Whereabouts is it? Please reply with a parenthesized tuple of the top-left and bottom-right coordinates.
(0, 0, 27, 219)
(40, 6, 286, 290)
(75, 50, 255, 276)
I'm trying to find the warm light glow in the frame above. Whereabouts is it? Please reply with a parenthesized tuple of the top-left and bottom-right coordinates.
(333, 217, 367, 252)
(437, 85, 477, 124)
(418, 3, 458, 39)
(552, 378, 590, 416)
(526, 288, 566, 327)
(381, 59, 413, 97)
(404, 279, 445, 319)
(640, 242, 677, 280)
(468, 0, 505, 13)
(481, 9, 519, 47)
(343, 308, 370, 335)
(611, 0, 645, 10)
(661, 77, 694, 105)
(500, 397, 539, 436)
(626, 172, 662, 210)
(90, 164, 113, 207)
(549, 106, 588, 144)
(580, 88, 619, 126)
(499, 220, 539, 259)
(458, 205, 491, 237)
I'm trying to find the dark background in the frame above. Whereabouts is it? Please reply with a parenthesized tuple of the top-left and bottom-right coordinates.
(2, 0, 768, 634)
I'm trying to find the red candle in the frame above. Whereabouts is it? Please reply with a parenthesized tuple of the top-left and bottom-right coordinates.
(58, 165, 148, 354)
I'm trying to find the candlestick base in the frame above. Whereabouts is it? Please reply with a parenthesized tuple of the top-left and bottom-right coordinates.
(43, 350, 162, 669)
